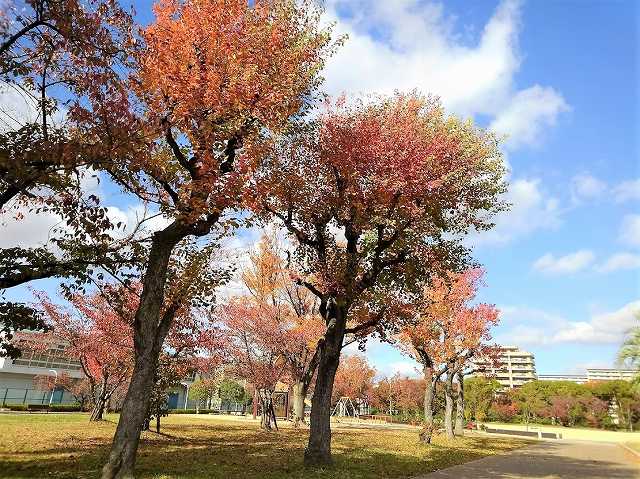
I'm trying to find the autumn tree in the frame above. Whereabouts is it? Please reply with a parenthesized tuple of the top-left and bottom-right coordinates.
(397, 268, 499, 442)
(252, 93, 507, 464)
(32, 286, 136, 421)
(33, 372, 93, 410)
(74, 2, 335, 475)
(394, 376, 426, 417)
(222, 299, 289, 430)
(241, 234, 324, 426)
(0, 0, 142, 358)
(332, 354, 376, 407)
(447, 300, 499, 438)
(372, 375, 400, 415)
(30, 241, 223, 424)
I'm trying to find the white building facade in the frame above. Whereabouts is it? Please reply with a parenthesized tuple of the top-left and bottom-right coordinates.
(0, 342, 84, 405)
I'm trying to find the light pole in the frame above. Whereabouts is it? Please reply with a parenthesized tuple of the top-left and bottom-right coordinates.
(48, 369, 58, 406)
(181, 382, 190, 410)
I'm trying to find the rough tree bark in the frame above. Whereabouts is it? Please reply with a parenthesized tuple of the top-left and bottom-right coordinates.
(444, 373, 455, 440)
(454, 370, 464, 436)
(304, 300, 345, 466)
(259, 389, 278, 431)
(420, 367, 436, 443)
(291, 347, 320, 428)
(101, 226, 184, 479)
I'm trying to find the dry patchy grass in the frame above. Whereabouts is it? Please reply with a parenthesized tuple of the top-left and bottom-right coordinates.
(0, 413, 527, 478)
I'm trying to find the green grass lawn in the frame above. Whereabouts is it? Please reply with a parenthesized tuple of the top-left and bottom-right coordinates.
(0, 413, 527, 479)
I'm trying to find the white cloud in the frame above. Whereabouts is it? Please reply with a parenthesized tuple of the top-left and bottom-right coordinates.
(620, 214, 640, 247)
(490, 85, 569, 149)
(0, 201, 168, 250)
(0, 83, 39, 131)
(386, 361, 421, 378)
(613, 179, 640, 203)
(0, 206, 63, 249)
(596, 252, 640, 273)
(322, 0, 567, 148)
(471, 178, 562, 246)
(497, 301, 640, 346)
(0, 83, 66, 132)
(569, 173, 607, 203)
(532, 249, 595, 275)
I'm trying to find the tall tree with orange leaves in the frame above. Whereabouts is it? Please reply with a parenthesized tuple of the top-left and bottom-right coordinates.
(251, 93, 507, 464)
(397, 268, 499, 442)
(65, 1, 335, 476)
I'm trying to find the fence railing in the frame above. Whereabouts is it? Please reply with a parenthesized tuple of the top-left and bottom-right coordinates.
(0, 388, 76, 406)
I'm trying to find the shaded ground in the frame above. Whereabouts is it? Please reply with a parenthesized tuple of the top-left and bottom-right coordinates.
(415, 440, 640, 479)
(0, 413, 526, 479)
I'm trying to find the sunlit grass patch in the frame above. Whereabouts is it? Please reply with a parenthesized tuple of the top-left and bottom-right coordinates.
(0, 413, 527, 478)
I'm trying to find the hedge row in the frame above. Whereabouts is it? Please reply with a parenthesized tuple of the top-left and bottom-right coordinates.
(168, 408, 217, 414)
(1, 404, 83, 412)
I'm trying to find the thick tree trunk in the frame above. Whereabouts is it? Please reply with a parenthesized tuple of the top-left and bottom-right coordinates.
(259, 389, 277, 431)
(304, 301, 346, 466)
(420, 367, 435, 444)
(292, 381, 306, 427)
(455, 371, 464, 436)
(102, 347, 161, 478)
(101, 227, 183, 479)
(444, 375, 455, 440)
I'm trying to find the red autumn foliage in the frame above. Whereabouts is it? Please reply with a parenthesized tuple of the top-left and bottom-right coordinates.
(397, 268, 500, 375)
(26, 283, 221, 421)
(331, 355, 376, 404)
(33, 372, 93, 409)
(250, 91, 506, 462)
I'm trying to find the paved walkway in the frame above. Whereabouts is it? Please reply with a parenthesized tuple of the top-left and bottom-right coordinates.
(415, 440, 640, 479)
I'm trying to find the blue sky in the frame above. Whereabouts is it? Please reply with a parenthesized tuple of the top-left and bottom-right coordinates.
(1, 0, 638, 377)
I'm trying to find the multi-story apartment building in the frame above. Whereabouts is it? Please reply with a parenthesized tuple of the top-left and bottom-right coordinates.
(472, 346, 537, 389)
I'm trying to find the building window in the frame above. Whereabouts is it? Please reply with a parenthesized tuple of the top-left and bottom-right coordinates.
(12, 347, 82, 371)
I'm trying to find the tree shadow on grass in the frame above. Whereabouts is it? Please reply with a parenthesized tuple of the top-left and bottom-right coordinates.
(1, 423, 592, 479)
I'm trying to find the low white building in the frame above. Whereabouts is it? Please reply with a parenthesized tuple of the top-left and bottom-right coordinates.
(0, 342, 84, 405)
(537, 374, 589, 384)
(537, 369, 638, 384)
(586, 368, 638, 382)
(1, 340, 198, 408)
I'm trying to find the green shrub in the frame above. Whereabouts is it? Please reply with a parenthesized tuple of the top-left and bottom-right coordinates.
(169, 408, 217, 414)
(50, 404, 82, 412)
(4, 404, 28, 411)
